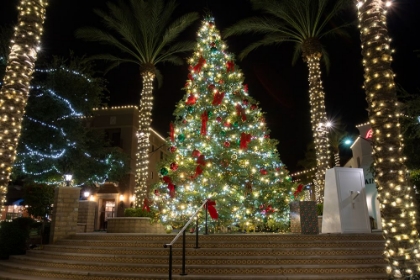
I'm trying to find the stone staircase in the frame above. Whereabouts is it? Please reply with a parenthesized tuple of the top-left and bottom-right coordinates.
(0, 232, 388, 280)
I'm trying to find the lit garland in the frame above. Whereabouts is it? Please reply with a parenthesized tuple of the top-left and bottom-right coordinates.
(355, 0, 420, 278)
(306, 54, 330, 203)
(11, 66, 124, 187)
(0, 0, 48, 220)
(150, 16, 294, 231)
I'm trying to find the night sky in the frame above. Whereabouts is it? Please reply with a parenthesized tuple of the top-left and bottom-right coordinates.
(1, 0, 420, 173)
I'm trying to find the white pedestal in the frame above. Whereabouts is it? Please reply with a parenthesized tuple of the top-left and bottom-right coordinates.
(322, 167, 371, 233)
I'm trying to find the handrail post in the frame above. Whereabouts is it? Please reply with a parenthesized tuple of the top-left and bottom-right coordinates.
(204, 200, 208, 235)
(194, 216, 199, 249)
(168, 245, 172, 280)
(180, 230, 187, 275)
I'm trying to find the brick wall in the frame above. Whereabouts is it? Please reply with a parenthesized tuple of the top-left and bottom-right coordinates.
(49, 187, 81, 243)
(77, 200, 97, 232)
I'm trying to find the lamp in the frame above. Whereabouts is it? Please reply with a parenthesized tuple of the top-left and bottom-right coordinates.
(83, 191, 90, 198)
(64, 174, 72, 187)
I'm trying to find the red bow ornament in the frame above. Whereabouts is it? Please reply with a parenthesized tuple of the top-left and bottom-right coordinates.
(201, 111, 208, 135)
(193, 56, 206, 73)
(212, 91, 225, 106)
(170, 122, 175, 142)
(143, 198, 150, 212)
(186, 94, 196, 105)
(206, 200, 219, 219)
(240, 132, 252, 149)
(162, 176, 175, 198)
(226, 61, 235, 72)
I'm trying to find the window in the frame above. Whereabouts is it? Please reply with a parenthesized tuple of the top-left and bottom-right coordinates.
(160, 151, 163, 160)
(151, 171, 154, 179)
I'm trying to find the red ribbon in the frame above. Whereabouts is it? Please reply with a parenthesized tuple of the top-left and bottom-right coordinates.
(163, 176, 175, 197)
(243, 84, 248, 93)
(212, 91, 225, 106)
(193, 56, 206, 73)
(186, 94, 196, 105)
(170, 122, 174, 142)
(195, 165, 203, 176)
(226, 61, 235, 72)
(201, 111, 208, 135)
(206, 200, 219, 219)
(196, 154, 206, 166)
(293, 184, 304, 197)
(143, 198, 150, 212)
(240, 132, 252, 149)
(235, 104, 246, 121)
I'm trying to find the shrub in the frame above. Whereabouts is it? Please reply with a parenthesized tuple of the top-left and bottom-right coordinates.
(124, 208, 155, 218)
(317, 203, 323, 216)
(0, 217, 35, 259)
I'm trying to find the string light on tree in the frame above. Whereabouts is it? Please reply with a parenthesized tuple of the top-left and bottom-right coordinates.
(0, 0, 48, 220)
(150, 16, 295, 231)
(355, 0, 420, 278)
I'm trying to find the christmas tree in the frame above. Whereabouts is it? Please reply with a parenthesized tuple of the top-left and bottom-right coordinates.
(150, 16, 295, 232)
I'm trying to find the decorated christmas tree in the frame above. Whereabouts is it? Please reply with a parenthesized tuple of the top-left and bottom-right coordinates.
(149, 16, 295, 232)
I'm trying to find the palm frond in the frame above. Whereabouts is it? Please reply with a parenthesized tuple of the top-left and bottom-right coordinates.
(75, 27, 144, 63)
(155, 41, 196, 64)
(291, 43, 303, 66)
(238, 34, 297, 60)
(320, 45, 331, 75)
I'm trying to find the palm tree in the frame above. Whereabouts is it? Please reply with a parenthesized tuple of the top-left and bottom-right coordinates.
(0, 0, 48, 220)
(223, 0, 352, 202)
(75, 0, 199, 207)
(354, 1, 420, 278)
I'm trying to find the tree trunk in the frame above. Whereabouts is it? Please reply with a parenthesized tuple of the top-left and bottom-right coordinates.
(305, 53, 330, 203)
(355, 0, 420, 278)
(0, 0, 48, 220)
(135, 71, 155, 207)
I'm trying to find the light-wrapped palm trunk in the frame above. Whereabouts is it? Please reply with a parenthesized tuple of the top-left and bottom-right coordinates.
(135, 71, 155, 207)
(0, 0, 48, 219)
(355, 0, 420, 278)
(304, 47, 330, 203)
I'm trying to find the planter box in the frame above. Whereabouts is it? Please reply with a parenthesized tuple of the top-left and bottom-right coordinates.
(289, 201, 319, 234)
(107, 217, 166, 234)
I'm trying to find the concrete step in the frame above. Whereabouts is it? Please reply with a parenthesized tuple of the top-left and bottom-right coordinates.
(0, 233, 388, 280)
(25, 249, 387, 265)
(0, 260, 387, 279)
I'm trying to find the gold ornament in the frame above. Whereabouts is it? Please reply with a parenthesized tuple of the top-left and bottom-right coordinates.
(231, 154, 237, 160)
(186, 114, 193, 121)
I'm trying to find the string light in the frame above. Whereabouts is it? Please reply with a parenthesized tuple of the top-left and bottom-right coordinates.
(150, 16, 294, 231)
(0, 0, 48, 220)
(356, 0, 420, 277)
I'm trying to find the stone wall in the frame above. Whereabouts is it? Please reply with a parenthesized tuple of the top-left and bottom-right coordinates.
(77, 200, 97, 233)
(49, 187, 80, 244)
(107, 217, 166, 233)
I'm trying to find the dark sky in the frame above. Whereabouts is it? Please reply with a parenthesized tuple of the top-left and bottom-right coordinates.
(1, 0, 420, 173)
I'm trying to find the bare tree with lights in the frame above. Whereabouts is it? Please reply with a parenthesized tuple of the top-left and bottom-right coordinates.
(223, 0, 352, 202)
(354, 0, 420, 278)
(75, 0, 199, 208)
(0, 0, 48, 220)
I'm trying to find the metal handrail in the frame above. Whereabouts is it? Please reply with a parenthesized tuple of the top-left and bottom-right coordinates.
(164, 199, 209, 279)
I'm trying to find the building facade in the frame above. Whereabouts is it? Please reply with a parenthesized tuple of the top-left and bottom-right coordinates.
(343, 122, 382, 230)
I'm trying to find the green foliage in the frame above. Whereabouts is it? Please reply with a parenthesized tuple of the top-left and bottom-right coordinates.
(12, 54, 129, 186)
(317, 203, 323, 216)
(150, 17, 294, 231)
(124, 207, 154, 218)
(124, 207, 158, 223)
(0, 217, 35, 259)
(23, 182, 54, 219)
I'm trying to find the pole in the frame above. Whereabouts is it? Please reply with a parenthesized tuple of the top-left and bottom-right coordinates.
(180, 230, 187, 275)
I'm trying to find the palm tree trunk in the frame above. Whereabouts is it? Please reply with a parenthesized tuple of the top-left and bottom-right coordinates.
(334, 153, 340, 167)
(355, 0, 419, 278)
(135, 71, 155, 207)
(0, 0, 48, 220)
(306, 54, 330, 203)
